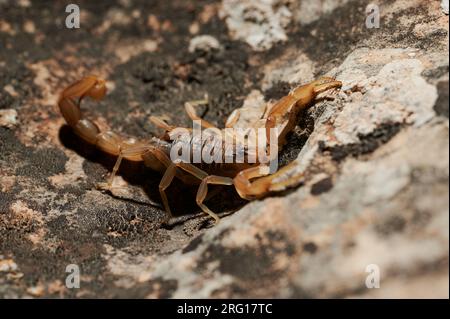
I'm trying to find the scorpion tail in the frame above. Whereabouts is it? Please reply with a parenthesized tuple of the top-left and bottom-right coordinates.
(58, 75, 146, 160)
(58, 75, 105, 144)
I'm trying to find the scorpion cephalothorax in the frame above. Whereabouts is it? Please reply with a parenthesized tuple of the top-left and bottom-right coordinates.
(58, 75, 341, 223)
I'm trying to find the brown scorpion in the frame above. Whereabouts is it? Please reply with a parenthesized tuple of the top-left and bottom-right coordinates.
(58, 75, 341, 223)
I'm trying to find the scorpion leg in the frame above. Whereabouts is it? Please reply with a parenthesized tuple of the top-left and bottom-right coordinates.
(147, 149, 207, 221)
(99, 144, 197, 223)
(149, 116, 175, 131)
(176, 162, 233, 223)
(158, 159, 232, 223)
(184, 96, 218, 129)
(151, 149, 192, 220)
(176, 163, 229, 224)
(158, 163, 178, 220)
(96, 144, 151, 191)
(195, 175, 234, 224)
(224, 109, 240, 128)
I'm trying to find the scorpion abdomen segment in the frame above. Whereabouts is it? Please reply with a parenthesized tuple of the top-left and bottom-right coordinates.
(58, 93, 82, 127)
(96, 131, 121, 156)
(74, 119, 101, 145)
(169, 130, 260, 170)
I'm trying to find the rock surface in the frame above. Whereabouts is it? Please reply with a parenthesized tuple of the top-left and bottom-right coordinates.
(0, 0, 448, 298)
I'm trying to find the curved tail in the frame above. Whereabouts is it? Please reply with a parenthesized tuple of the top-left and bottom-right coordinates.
(58, 75, 146, 161)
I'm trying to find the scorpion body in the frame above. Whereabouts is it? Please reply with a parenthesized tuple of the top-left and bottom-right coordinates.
(58, 75, 341, 223)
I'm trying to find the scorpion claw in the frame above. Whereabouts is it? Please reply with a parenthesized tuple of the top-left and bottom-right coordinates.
(95, 182, 111, 192)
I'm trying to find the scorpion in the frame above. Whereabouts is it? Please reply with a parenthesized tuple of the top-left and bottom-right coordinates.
(58, 75, 341, 223)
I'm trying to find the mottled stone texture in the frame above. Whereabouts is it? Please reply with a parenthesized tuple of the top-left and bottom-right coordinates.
(0, 0, 448, 298)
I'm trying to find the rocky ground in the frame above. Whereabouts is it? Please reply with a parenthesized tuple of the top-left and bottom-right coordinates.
(0, 0, 448, 298)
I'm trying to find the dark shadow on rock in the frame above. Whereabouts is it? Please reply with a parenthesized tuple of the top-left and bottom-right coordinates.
(58, 125, 246, 219)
